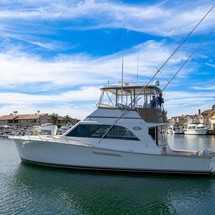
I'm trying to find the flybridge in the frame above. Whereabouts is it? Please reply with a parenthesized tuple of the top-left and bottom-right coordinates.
(97, 83, 162, 110)
(96, 82, 167, 123)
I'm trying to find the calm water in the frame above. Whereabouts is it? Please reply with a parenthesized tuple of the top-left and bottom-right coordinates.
(1, 136, 215, 215)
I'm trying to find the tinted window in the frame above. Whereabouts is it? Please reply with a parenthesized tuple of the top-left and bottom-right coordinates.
(66, 124, 139, 140)
(148, 127, 155, 140)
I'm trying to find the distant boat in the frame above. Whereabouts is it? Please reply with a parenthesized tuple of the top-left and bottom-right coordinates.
(184, 123, 208, 135)
(0, 133, 10, 139)
(58, 123, 72, 134)
(0, 125, 12, 138)
(172, 126, 184, 134)
(38, 123, 58, 135)
(167, 125, 184, 134)
(29, 123, 58, 136)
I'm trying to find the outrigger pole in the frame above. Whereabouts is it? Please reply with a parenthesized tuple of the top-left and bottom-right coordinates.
(98, 4, 215, 143)
(157, 3, 215, 74)
(127, 2, 215, 102)
(162, 27, 215, 91)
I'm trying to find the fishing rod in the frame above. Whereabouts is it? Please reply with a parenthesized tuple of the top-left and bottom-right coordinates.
(157, 3, 215, 74)
(130, 2, 215, 100)
(162, 27, 215, 91)
(98, 4, 215, 144)
(123, 3, 215, 98)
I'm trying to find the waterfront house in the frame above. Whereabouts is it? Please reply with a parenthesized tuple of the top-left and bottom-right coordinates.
(0, 113, 49, 129)
(168, 115, 185, 127)
(169, 112, 202, 129)
(0, 113, 79, 130)
(169, 107, 215, 132)
(201, 109, 215, 130)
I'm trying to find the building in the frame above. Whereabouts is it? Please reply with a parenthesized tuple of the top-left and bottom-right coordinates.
(169, 113, 202, 129)
(169, 107, 215, 132)
(168, 115, 185, 127)
(0, 113, 79, 129)
(202, 109, 215, 130)
(0, 113, 49, 128)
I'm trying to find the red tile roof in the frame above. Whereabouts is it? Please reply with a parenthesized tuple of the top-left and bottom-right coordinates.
(0, 114, 48, 120)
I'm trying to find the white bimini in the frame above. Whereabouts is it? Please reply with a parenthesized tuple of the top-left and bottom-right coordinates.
(11, 83, 215, 175)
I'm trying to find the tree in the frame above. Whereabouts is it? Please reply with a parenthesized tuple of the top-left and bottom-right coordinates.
(63, 115, 71, 123)
(49, 113, 58, 125)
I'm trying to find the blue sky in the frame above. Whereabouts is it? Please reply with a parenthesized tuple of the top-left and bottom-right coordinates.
(0, 0, 215, 119)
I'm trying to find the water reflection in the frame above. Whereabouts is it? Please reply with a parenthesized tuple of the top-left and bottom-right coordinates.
(168, 134, 215, 151)
(11, 163, 215, 215)
(1, 138, 215, 214)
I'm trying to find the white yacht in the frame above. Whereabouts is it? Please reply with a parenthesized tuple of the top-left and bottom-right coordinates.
(38, 123, 58, 135)
(11, 83, 215, 175)
(184, 123, 208, 135)
(29, 123, 58, 135)
(173, 126, 184, 134)
(58, 123, 72, 134)
(167, 125, 184, 134)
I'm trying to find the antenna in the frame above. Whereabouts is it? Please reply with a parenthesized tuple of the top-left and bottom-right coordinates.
(98, 4, 215, 144)
(136, 43, 140, 84)
(121, 25, 125, 87)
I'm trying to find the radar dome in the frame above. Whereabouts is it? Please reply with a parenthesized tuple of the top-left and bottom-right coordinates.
(154, 80, 160, 86)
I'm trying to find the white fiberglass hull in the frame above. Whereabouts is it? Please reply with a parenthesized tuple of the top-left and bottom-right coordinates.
(12, 137, 215, 175)
(184, 128, 208, 135)
(173, 130, 184, 134)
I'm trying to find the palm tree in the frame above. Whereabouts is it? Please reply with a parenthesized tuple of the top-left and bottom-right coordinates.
(63, 115, 71, 124)
(49, 113, 58, 125)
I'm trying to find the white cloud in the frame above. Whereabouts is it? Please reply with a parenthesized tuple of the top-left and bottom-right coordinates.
(0, 39, 189, 89)
(0, 86, 99, 104)
(0, 40, 210, 120)
(164, 90, 215, 117)
(0, 38, 190, 118)
(0, 0, 214, 120)
(0, 0, 214, 36)
(0, 86, 100, 119)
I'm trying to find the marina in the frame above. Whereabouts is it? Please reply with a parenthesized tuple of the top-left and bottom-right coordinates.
(0, 1, 215, 214)
(1, 135, 215, 214)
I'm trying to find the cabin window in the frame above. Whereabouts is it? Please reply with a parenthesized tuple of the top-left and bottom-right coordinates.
(66, 124, 139, 140)
(148, 127, 159, 145)
(105, 126, 139, 140)
(148, 127, 156, 140)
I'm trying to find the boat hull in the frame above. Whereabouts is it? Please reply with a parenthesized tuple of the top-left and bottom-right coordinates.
(12, 137, 214, 175)
(173, 131, 184, 134)
(184, 128, 208, 135)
